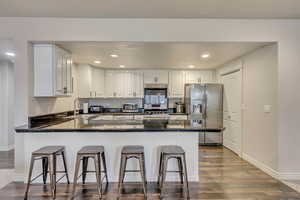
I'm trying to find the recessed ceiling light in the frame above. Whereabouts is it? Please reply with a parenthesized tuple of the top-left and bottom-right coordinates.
(110, 54, 119, 58)
(5, 52, 15, 57)
(120, 65, 125, 68)
(94, 60, 101, 64)
(188, 65, 195, 68)
(201, 53, 210, 58)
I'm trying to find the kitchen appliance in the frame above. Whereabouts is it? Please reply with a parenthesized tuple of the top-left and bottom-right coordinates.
(144, 84, 168, 111)
(175, 102, 185, 113)
(122, 103, 139, 113)
(89, 105, 104, 113)
(185, 83, 223, 145)
(83, 103, 89, 114)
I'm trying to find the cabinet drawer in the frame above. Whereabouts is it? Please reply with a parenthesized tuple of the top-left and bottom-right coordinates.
(169, 115, 188, 120)
(113, 115, 134, 120)
(134, 115, 144, 120)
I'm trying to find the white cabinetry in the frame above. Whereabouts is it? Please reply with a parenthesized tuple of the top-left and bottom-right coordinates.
(185, 70, 215, 84)
(168, 70, 186, 97)
(105, 70, 143, 98)
(77, 64, 92, 98)
(77, 65, 105, 98)
(33, 44, 73, 97)
(91, 67, 105, 97)
(143, 70, 168, 84)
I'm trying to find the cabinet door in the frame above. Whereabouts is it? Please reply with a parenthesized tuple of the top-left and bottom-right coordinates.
(105, 70, 116, 97)
(77, 65, 92, 98)
(144, 70, 168, 84)
(201, 71, 215, 83)
(91, 67, 105, 97)
(169, 71, 186, 97)
(55, 47, 65, 95)
(185, 71, 202, 84)
(132, 71, 144, 98)
(66, 55, 73, 94)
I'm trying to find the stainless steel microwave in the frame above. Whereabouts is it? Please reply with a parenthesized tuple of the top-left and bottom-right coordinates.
(144, 84, 168, 111)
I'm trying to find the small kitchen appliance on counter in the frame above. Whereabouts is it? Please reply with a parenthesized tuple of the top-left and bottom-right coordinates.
(185, 83, 223, 145)
(122, 103, 139, 113)
(175, 102, 185, 113)
(89, 105, 104, 113)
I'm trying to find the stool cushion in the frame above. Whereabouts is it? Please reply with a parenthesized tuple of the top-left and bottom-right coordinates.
(121, 145, 144, 154)
(32, 146, 65, 155)
(78, 146, 105, 155)
(161, 145, 185, 155)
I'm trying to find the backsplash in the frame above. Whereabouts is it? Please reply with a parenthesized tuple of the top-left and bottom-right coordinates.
(79, 97, 184, 109)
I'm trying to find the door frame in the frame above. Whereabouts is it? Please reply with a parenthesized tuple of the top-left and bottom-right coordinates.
(219, 63, 244, 157)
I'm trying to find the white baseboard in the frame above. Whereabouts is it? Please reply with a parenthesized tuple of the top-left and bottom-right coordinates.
(242, 153, 300, 181)
(0, 144, 14, 151)
(223, 139, 241, 155)
(242, 153, 280, 179)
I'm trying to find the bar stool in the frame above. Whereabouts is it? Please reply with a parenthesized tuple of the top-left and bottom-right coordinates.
(24, 146, 70, 200)
(118, 145, 147, 197)
(72, 146, 108, 199)
(157, 145, 189, 199)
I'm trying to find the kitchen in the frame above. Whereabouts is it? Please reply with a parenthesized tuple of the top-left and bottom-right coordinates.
(10, 41, 280, 199)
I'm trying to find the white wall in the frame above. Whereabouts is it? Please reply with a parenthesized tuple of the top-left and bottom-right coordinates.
(0, 18, 299, 180)
(217, 44, 278, 171)
(0, 60, 14, 151)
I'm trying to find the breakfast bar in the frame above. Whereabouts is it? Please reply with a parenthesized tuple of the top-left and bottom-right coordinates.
(16, 116, 224, 184)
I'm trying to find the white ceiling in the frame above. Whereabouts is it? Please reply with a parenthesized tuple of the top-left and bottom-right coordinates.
(56, 42, 271, 69)
(1, 0, 300, 18)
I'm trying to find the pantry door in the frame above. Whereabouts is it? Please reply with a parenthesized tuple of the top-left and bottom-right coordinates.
(221, 70, 242, 156)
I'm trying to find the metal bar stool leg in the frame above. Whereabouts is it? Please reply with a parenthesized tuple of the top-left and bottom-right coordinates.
(139, 154, 147, 197)
(42, 157, 48, 184)
(177, 157, 184, 184)
(160, 155, 168, 197)
(157, 152, 163, 185)
(61, 151, 70, 184)
(182, 154, 190, 199)
(71, 155, 82, 199)
(82, 157, 89, 184)
(24, 156, 35, 200)
(101, 152, 109, 183)
(121, 156, 127, 183)
(118, 154, 125, 194)
(93, 154, 102, 199)
(48, 155, 56, 199)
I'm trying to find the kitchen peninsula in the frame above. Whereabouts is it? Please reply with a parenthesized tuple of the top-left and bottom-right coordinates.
(15, 114, 224, 183)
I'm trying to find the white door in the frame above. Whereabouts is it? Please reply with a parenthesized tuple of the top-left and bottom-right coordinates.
(221, 70, 242, 156)
(91, 67, 105, 97)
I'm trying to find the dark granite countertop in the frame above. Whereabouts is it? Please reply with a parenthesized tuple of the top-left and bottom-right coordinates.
(16, 117, 224, 133)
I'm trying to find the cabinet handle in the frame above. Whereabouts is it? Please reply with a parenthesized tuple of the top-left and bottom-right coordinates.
(95, 92, 97, 97)
(90, 91, 92, 97)
(154, 77, 158, 83)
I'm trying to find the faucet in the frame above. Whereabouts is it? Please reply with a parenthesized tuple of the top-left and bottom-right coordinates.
(74, 98, 80, 118)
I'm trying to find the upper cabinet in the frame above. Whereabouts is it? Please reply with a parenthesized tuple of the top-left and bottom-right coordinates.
(185, 70, 215, 84)
(169, 70, 186, 98)
(143, 70, 168, 84)
(91, 67, 105, 97)
(33, 44, 73, 97)
(77, 65, 105, 98)
(105, 70, 144, 98)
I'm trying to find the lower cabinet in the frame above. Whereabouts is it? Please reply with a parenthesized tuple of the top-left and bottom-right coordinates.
(199, 132, 223, 145)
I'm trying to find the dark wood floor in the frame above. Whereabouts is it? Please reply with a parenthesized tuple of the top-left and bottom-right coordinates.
(1, 146, 300, 199)
(0, 150, 14, 169)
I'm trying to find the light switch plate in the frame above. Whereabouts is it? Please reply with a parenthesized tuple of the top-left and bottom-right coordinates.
(264, 105, 272, 113)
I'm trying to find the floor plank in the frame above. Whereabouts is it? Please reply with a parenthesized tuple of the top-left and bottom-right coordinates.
(0, 146, 299, 199)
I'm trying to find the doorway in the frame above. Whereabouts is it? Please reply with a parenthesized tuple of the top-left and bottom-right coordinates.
(220, 69, 242, 156)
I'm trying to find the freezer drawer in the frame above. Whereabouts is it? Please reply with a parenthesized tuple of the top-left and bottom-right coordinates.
(199, 132, 223, 145)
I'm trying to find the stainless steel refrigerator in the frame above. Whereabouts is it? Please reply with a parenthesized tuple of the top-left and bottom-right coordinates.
(184, 83, 223, 145)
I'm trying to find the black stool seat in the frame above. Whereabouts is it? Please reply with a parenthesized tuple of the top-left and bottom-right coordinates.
(32, 146, 65, 155)
(78, 146, 104, 155)
(161, 145, 185, 155)
(121, 145, 144, 154)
